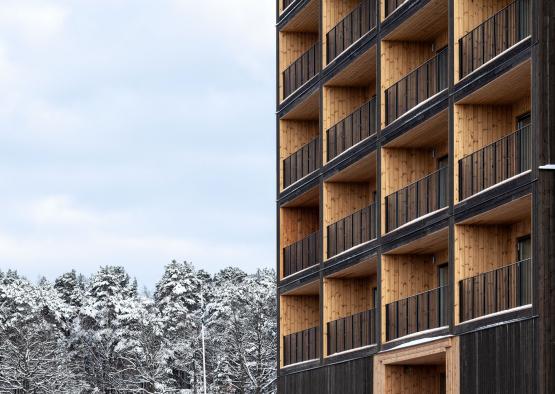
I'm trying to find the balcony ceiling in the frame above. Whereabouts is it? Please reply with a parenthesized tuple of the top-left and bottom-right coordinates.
(457, 59, 531, 105)
(325, 45, 377, 87)
(281, 89, 320, 120)
(383, 0, 448, 42)
(389, 351, 446, 366)
(386, 227, 449, 255)
(282, 279, 320, 295)
(326, 151, 377, 183)
(281, 184, 320, 208)
(385, 109, 448, 148)
(459, 194, 531, 225)
(326, 255, 378, 278)
(281, 0, 319, 33)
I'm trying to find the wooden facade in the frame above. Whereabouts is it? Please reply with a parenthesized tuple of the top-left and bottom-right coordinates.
(276, 0, 554, 392)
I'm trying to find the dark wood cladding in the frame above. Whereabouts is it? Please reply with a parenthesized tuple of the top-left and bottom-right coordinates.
(326, 0, 377, 63)
(459, 125, 531, 200)
(385, 48, 448, 125)
(459, 0, 530, 79)
(327, 203, 377, 259)
(327, 97, 377, 161)
(385, 167, 448, 232)
(283, 230, 322, 277)
(283, 326, 321, 366)
(459, 259, 532, 323)
(278, 356, 373, 393)
(283, 42, 321, 99)
(384, 0, 404, 18)
(385, 285, 448, 341)
(460, 318, 537, 394)
(327, 308, 376, 356)
(283, 136, 321, 189)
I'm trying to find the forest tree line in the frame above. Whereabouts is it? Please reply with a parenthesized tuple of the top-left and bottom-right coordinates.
(0, 262, 277, 393)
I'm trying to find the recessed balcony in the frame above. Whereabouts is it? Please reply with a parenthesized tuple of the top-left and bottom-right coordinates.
(325, 0, 377, 63)
(457, 0, 530, 80)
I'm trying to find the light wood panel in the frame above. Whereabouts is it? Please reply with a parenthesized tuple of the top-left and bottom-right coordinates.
(280, 294, 320, 367)
(453, 217, 531, 323)
(459, 194, 531, 225)
(374, 337, 460, 394)
(322, 0, 361, 64)
(454, 104, 515, 202)
(282, 90, 320, 120)
(385, 110, 448, 148)
(326, 152, 377, 183)
(280, 207, 320, 278)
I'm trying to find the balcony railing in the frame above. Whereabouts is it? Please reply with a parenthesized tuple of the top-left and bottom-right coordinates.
(283, 326, 321, 366)
(459, 259, 531, 322)
(282, 0, 296, 11)
(385, 167, 448, 232)
(283, 42, 321, 99)
(327, 202, 377, 258)
(326, 0, 377, 63)
(327, 97, 377, 161)
(283, 230, 322, 277)
(384, 0, 406, 18)
(386, 285, 449, 341)
(459, 0, 530, 79)
(385, 47, 448, 125)
(458, 125, 530, 201)
(327, 308, 376, 356)
(283, 136, 321, 189)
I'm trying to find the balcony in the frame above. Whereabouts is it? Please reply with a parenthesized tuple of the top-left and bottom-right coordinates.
(458, 125, 530, 201)
(327, 308, 377, 355)
(283, 136, 321, 189)
(327, 202, 377, 258)
(283, 326, 321, 366)
(283, 42, 321, 99)
(283, 230, 322, 277)
(282, 0, 296, 12)
(386, 286, 448, 341)
(279, 186, 320, 280)
(458, 0, 530, 79)
(385, 47, 448, 125)
(326, 0, 377, 63)
(459, 259, 531, 322)
(385, 167, 448, 232)
(327, 97, 377, 161)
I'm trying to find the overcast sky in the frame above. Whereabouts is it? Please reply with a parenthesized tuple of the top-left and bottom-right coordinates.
(0, 0, 276, 288)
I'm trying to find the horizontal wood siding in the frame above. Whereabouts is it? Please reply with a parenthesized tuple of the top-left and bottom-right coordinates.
(283, 42, 321, 99)
(327, 308, 376, 355)
(459, 258, 532, 322)
(385, 285, 449, 341)
(278, 356, 373, 393)
(385, 48, 448, 125)
(327, 202, 377, 258)
(326, 0, 377, 62)
(283, 230, 323, 277)
(459, 0, 530, 78)
(283, 136, 321, 188)
(385, 166, 448, 232)
(327, 97, 377, 161)
(458, 125, 531, 200)
(283, 326, 321, 366)
(459, 318, 537, 394)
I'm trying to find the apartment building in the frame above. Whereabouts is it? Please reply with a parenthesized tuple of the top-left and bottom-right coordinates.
(276, 0, 555, 392)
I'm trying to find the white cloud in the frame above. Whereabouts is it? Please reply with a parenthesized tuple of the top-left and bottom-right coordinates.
(0, 2, 68, 46)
